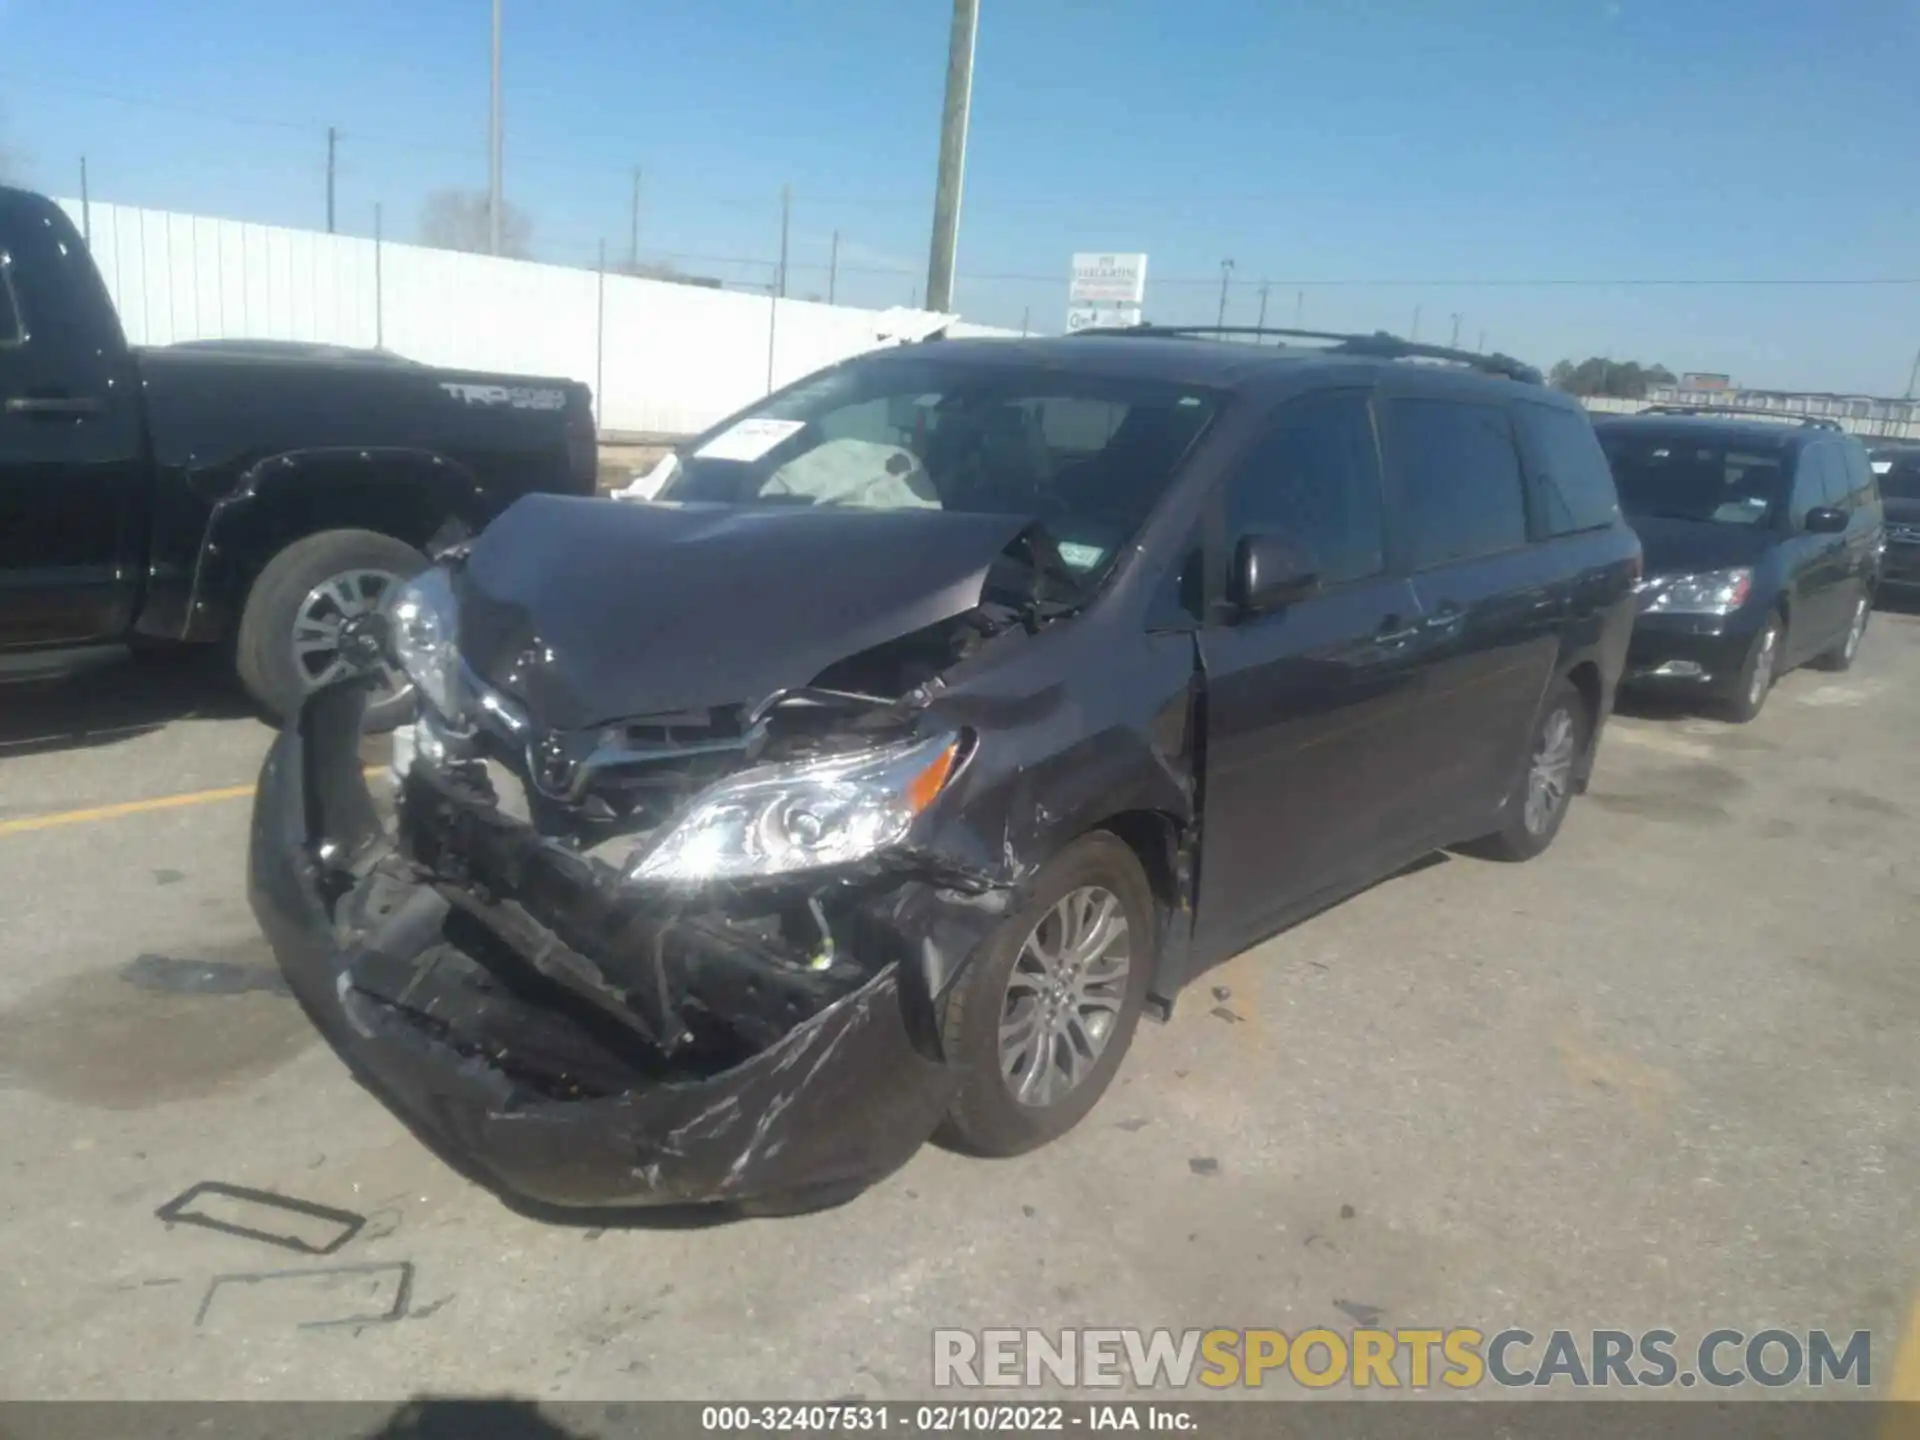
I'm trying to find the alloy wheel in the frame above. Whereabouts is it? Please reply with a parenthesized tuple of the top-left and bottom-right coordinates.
(1749, 624, 1778, 708)
(1523, 706, 1577, 836)
(291, 568, 409, 699)
(999, 886, 1133, 1109)
(1844, 598, 1868, 660)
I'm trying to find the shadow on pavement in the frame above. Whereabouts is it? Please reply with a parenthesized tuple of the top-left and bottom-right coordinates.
(0, 648, 260, 758)
(365, 1399, 598, 1440)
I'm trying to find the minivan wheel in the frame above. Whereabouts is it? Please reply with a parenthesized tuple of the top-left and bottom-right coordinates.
(939, 833, 1154, 1157)
(1812, 593, 1870, 672)
(1464, 678, 1589, 863)
(1720, 614, 1783, 724)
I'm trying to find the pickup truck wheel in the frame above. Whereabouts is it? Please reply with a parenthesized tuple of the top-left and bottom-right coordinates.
(236, 529, 428, 731)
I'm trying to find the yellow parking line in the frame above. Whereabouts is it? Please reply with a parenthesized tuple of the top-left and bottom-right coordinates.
(1886, 1290, 1920, 1420)
(0, 768, 385, 838)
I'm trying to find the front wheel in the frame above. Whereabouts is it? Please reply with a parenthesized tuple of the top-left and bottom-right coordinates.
(235, 529, 428, 731)
(1720, 614, 1783, 724)
(939, 833, 1155, 1157)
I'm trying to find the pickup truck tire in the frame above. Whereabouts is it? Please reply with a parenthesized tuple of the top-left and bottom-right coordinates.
(235, 528, 428, 731)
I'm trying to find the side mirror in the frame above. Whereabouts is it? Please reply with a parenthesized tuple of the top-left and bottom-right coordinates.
(1228, 534, 1318, 616)
(1804, 506, 1848, 534)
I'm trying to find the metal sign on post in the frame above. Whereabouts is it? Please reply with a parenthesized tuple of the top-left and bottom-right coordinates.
(1070, 253, 1148, 305)
(1066, 306, 1143, 333)
(1067, 253, 1148, 333)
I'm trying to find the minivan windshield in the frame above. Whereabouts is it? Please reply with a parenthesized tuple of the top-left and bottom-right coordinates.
(658, 356, 1223, 577)
(1597, 430, 1789, 527)
(1873, 452, 1920, 501)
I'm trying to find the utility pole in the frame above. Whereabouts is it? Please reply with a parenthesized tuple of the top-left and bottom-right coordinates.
(1411, 305, 1422, 341)
(1020, 305, 1029, 336)
(628, 167, 641, 270)
(488, 0, 503, 255)
(326, 127, 337, 234)
(1449, 313, 1462, 348)
(373, 203, 385, 347)
(1256, 280, 1270, 335)
(1905, 347, 1920, 401)
(79, 156, 91, 246)
(1295, 289, 1304, 327)
(828, 230, 840, 304)
(925, 0, 980, 314)
(1477, 329, 1487, 353)
(1216, 259, 1235, 328)
(777, 185, 791, 299)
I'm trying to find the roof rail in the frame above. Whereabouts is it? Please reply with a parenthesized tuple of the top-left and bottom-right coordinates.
(1635, 404, 1845, 431)
(1077, 324, 1543, 385)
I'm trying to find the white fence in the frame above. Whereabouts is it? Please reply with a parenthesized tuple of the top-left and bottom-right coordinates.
(1581, 394, 1920, 442)
(55, 198, 1012, 438)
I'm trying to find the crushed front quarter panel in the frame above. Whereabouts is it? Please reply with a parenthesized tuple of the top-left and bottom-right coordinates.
(248, 683, 962, 1211)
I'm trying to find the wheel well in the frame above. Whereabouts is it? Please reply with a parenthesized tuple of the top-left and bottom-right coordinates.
(1098, 809, 1183, 914)
(1565, 659, 1602, 732)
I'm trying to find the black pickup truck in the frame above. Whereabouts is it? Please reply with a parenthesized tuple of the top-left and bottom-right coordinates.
(0, 184, 597, 727)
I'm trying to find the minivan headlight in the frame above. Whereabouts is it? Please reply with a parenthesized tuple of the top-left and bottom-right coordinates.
(387, 567, 462, 718)
(1641, 567, 1753, 617)
(626, 732, 963, 885)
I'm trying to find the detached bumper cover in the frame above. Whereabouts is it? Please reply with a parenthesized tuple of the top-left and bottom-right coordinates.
(247, 685, 963, 1211)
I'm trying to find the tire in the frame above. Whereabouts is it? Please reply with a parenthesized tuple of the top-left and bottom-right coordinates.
(1811, 591, 1870, 672)
(1464, 678, 1589, 863)
(1719, 613, 1783, 724)
(939, 832, 1155, 1157)
(235, 528, 428, 731)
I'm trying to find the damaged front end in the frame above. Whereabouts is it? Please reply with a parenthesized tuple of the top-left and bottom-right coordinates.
(247, 497, 1071, 1211)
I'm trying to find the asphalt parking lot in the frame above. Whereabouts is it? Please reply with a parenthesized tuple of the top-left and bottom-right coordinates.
(3, 611, 1920, 1404)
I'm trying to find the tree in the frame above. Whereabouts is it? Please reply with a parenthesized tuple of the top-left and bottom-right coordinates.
(419, 189, 534, 259)
(1548, 355, 1678, 400)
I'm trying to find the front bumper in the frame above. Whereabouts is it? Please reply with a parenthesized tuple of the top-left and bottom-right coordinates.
(1622, 610, 1760, 697)
(247, 684, 965, 1212)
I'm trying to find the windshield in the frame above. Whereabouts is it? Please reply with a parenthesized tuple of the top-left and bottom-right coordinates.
(658, 357, 1223, 578)
(1873, 453, 1920, 501)
(1597, 431, 1788, 526)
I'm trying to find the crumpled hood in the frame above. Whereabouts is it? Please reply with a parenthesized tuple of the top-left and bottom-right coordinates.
(1626, 513, 1776, 577)
(455, 495, 1036, 729)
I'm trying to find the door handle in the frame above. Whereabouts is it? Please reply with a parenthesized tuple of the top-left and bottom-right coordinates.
(5, 395, 103, 418)
(1422, 603, 1465, 632)
(1375, 615, 1421, 646)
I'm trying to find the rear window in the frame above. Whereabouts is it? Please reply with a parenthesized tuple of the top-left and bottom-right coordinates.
(1384, 398, 1529, 569)
(1514, 401, 1620, 536)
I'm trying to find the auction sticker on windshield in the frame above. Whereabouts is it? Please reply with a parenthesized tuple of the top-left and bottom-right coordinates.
(694, 418, 808, 463)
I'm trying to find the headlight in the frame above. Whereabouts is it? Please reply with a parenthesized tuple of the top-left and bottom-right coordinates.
(1641, 567, 1753, 616)
(626, 732, 963, 885)
(386, 567, 462, 718)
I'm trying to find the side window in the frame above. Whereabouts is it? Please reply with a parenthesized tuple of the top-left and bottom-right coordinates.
(1794, 444, 1846, 515)
(1840, 442, 1876, 508)
(0, 255, 22, 347)
(1220, 390, 1384, 587)
(1514, 401, 1620, 536)
(1384, 397, 1529, 570)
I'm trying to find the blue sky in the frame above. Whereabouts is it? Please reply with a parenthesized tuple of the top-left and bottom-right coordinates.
(3, 0, 1918, 392)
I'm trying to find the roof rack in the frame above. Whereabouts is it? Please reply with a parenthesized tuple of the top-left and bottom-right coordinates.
(1634, 404, 1844, 431)
(1077, 324, 1543, 385)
